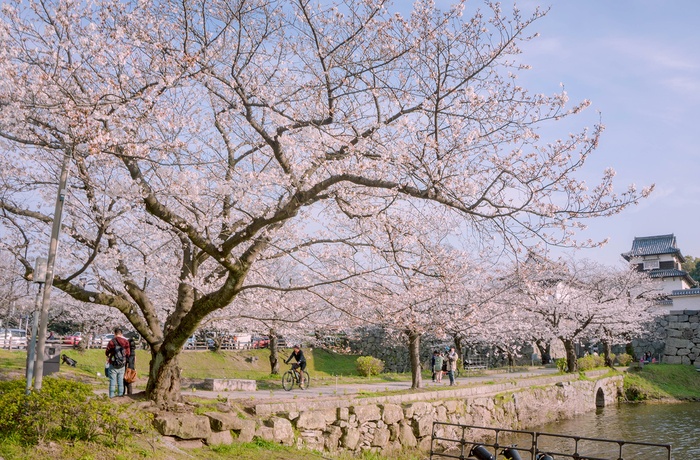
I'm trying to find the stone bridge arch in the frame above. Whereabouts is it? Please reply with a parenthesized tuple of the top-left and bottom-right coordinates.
(593, 377, 621, 408)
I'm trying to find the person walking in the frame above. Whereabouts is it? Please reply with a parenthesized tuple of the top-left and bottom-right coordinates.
(434, 351, 444, 384)
(105, 327, 130, 398)
(431, 350, 438, 382)
(447, 346, 458, 386)
(123, 336, 137, 395)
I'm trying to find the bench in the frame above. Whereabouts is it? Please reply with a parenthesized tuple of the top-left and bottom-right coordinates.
(202, 378, 257, 392)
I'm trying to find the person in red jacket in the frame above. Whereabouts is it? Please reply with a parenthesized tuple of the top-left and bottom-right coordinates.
(105, 327, 131, 397)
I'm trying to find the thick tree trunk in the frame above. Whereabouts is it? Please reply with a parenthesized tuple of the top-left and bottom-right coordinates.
(269, 329, 279, 375)
(535, 339, 551, 364)
(602, 339, 614, 368)
(562, 338, 578, 373)
(146, 349, 182, 407)
(407, 330, 422, 389)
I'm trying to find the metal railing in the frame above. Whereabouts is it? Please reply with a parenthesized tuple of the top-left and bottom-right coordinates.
(430, 422, 672, 460)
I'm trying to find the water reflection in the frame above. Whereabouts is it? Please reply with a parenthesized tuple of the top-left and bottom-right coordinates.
(531, 402, 700, 459)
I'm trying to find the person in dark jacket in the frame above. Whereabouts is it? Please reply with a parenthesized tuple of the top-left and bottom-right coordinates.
(123, 337, 137, 395)
(284, 345, 307, 385)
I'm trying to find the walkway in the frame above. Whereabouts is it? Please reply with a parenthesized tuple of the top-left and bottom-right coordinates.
(183, 367, 560, 401)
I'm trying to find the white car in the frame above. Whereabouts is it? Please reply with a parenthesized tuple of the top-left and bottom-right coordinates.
(0, 328, 28, 349)
(94, 333, 115, 348)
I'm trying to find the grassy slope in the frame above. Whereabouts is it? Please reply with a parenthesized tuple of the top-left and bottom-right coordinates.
(624, 364, 700, 401)
(1, 347, 365, 382)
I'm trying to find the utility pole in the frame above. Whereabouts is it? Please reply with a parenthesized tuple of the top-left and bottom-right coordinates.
(33, 151, 71, 391)
(25, 257, 47, 393)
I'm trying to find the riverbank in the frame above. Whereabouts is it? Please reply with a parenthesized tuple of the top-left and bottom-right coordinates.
(3, 347, 698, 460)
(623, 364, 700, 401)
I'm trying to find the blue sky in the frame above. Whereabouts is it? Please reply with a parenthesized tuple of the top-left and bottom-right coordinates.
(430, 0, 700, 263)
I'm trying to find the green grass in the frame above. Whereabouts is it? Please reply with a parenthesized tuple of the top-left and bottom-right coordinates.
(1, 347, 365, 382)
(624, 364, 700, 401)
(204, 439, 424, 460)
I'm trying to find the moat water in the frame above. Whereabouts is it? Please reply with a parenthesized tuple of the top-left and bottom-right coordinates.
(529, 402, 700, 459)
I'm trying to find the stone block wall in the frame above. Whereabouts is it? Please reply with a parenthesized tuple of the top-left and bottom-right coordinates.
(662, 310, 700, 365)
(152, 372, 621, 455)
(253, 372, 622, 455)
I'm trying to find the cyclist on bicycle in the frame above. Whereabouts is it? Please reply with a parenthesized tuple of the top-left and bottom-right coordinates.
(285, 345, 306, 385)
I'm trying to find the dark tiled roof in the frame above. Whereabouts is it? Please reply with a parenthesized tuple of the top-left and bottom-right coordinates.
(622, 234, 681, 260)
(671, 288, 700, 297)
(648, 268, 687, 278)
(648, 269, 698, 287)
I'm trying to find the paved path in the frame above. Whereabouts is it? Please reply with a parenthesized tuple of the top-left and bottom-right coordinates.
(183, 367, 560, 401)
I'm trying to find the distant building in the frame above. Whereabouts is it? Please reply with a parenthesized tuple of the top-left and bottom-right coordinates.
(622, 234, 699, 312)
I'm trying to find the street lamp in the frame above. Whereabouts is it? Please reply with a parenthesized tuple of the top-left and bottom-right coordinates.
(25, 257, 47, 393)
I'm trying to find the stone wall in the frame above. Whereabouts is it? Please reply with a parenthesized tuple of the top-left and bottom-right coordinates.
(662, 310, 700, 365)
(252, 371, 621, 454)
(153, 372, 622, 455)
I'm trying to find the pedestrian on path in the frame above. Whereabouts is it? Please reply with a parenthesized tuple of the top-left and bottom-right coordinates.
(447, 347, 458, 386)
(105, 327, 130, 398)
(434, 351, 444, 383)
(123, 336, 136, 395)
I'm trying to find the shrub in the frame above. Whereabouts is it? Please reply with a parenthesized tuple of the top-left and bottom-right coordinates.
(616, 353, 633, 367)
(555, 358, 568, 373)
(356, 356, 384, 377)
(577, 354, 604, 371)
(0, 377, 150, 446)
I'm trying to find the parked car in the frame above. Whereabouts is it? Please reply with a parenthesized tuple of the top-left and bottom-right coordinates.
(0, 328, 27, 349)
(184, 335, 214, 350)
(251, 336, 270, 349)
(63, 332, 84, 346)
(94, 333, 114, 348)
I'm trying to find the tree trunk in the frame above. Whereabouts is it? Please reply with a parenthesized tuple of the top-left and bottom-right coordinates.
(562, 338, 578, 373)
(407, 330, 422, 389)
(269, 329, 279, 375)
(602, 339, 614, 368)
(535, 339, 552, 364)
(453, 334, 463, 370)
(146, 349, 182, 408)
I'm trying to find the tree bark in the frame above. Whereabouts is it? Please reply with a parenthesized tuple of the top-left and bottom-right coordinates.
(602, 339, 614, 368)
(535, 339, 552, 364)
(146, 349, 182, 408)
(269, 329, 279, 375)
(407, 330, 422, 389)
(562, 338, 578, 373)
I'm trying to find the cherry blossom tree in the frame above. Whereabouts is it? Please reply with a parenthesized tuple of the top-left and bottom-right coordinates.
(0, 0, 650, 403)
(516, 257, 661, 372)
(584, 263, 662, 367)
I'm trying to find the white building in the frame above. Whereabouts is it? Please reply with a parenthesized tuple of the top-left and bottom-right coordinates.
(622, 234, 699, 311)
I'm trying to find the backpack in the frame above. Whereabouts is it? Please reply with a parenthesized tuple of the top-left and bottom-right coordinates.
(109, 338, 126, 369)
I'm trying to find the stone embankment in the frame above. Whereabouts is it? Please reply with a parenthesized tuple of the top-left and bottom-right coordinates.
(153, 370, 622, 454)
(662, 310, 700, 365)
(632, 309, 700, 365)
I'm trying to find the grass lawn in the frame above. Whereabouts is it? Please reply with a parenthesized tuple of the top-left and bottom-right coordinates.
(2, 347, 492, 390)
(2, 347, 387, 385)
(624, 364, 700, 401)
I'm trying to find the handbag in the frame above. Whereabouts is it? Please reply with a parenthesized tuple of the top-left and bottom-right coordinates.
(124, 367, 137, 383)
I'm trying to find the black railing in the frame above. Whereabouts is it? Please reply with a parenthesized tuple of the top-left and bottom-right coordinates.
(430, 422, 672, 460)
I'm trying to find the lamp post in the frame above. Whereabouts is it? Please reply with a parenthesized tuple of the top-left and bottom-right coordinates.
(25, 257, 47, 394)
(32, 150, 71, 391)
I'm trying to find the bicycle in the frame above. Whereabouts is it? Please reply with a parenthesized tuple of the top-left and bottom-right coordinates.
(282, 365, 310, 391)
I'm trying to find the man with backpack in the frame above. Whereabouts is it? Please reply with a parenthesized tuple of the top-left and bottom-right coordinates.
(105, 327, 131, 398)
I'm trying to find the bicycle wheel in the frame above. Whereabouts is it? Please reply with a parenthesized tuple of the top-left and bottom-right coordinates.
(282, 371, 295, 391)
(299, 371, 310, 390)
